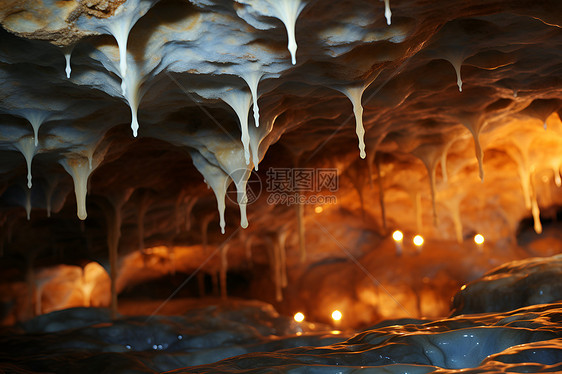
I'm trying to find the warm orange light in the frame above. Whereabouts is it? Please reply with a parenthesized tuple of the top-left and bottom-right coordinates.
(392, 230, 403, 241)
(314, 206, 323, 214)
(413, 235, 424, 246)
(474, 234, 484, 245)
(294, 312, 305, 322)
(331, 310, 342, 321)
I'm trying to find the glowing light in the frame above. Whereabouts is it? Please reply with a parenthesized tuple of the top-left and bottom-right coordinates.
(461, 284, 467, 290)
(392, 230, 403, 256)
(314, 206, 323, 214)
(413, 235, 424, 246)
(331, 310, 342, 321)
(474, 234, 484, 245)
(294, 312, 305, 322)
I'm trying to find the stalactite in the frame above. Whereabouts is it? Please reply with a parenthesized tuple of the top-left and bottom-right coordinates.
(44, 175, 59, 218)
(530, 171, 542, 234)
(24, 187, 31, 221)
(296, 201, 306, 263)
(278, 231, 288, 289)
(15, 136, 37, 189)
(248, 113, 277, 171)
(242, 70, 263, 129)
(268, 0, 306, 65)
(265, 234, 283, 302)
(223, 88, 252, 165)
(175, 190, 188, 234)
(63, 46, 73, 79)
(245, 236, 254, 264)
(340, 85, 368, 159)
(412, 143, 444, 226)
(22, 110, 49, 147)
(409, 191, 423, 234)
(505, 142, 532, 210)
(383, 0, 392, 25)
(122, 61, 144, 137)
(104, 189, 133, 319)
(220, 243, 230, 300)
(376, 157, 387, 232)
(552, 162, 561, 187)
(201, 213, 215, 253)
(190, 151, 230, 233)
(440, 138, 457, 184)
(185, 197, 198, 232)
(137, 190, 152, 252)
(457, 113, 486, 181)
(445, 54, 464, 92)
(25, 261, 35, 319)
(440, 194, 464, 244)
(348, 165, 367, 221)
(59, 157, 94, 220)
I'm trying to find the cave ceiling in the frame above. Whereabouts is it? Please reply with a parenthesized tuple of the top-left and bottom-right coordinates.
(1, 0, 562, 265)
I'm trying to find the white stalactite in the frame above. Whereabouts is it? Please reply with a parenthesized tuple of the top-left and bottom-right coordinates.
(190, 151, 229, 234)
(223, 89, 252, 165)
(15, 136, 37, 189)
(269, 0, 306, 65)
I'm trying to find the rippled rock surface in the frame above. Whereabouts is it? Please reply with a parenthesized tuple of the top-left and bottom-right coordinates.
(1, 301, 561, 372)
(452, 254, 562, 316)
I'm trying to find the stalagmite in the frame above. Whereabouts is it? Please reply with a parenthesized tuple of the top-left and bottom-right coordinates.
(190, 151, 230, 233)
(383, 0, 392, 25)
(15, 136, 37, 188)
(340, 85, 368, 159)
(223, 89, 252, 164)
(268, 0, 306, 65)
